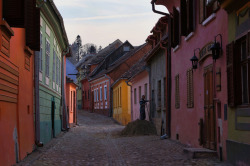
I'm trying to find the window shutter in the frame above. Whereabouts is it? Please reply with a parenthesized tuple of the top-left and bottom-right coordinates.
(227, 42, 242, 107)
(25, 0, 40, 51)
(199, 0, 205, 23)
(247, 33, 250, 103)
(3, 0, 25, 27)
(175, 74, 180, 109)
(187, 0, 195, 33)
(187, 69, 194, 108)
(181, 0, 187, 36)
(173, 7, 180, 47)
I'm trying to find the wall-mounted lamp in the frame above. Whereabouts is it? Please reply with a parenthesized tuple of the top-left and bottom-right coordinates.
(190, 48, 200, 70)
(211, 34, 222, 61)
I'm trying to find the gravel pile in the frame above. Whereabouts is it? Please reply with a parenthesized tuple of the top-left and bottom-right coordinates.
(121, 119, 157, 136)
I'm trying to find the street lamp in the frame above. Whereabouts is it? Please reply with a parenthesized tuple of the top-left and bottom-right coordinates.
(211, 34, 222, 61)
(190, 48, 200, 70)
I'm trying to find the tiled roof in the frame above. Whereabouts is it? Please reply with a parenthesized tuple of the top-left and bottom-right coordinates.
(88, 39, 122, 65)
(121, 54, 147, 80)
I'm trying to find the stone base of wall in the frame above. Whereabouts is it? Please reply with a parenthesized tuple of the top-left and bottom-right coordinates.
(226, 139, 250, 165)
(93, 109, 109, 116)
(69, 123, 75, 128)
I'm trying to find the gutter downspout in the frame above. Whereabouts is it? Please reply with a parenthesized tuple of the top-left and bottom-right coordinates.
(151, 0, 168, 16)
(104, 74, 112, 117)
(34, 51, 43, 147)
(125, 80, 133, 121)
(62, 48, 70, 130)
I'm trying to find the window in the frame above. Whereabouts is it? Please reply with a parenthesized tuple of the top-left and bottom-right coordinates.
(134, 88, 137, 104)
(227, 34, 250, 107)
(88, 90, 90, 100)
(96, 88, 99, 101)
(181, 0, 195, 36)
(46, 24, 50, 36)
(52, 50, 56, 82)
(56, 57, 59, 85)
(39, 32, 43, 72)
(187, 69, 194, 108)
(199, 0, 219, 24)
(158, 80, 161, 107)
(45, 39, 50, 77)
(139, 86, 141, 101)
(120, 87, 122, 107)
(100, 87, 102, 101)
(144, 83, 148, 100)
(175, 75, 180, 109)
(104, 85, 107, 100)
(94, 90, 96, 102)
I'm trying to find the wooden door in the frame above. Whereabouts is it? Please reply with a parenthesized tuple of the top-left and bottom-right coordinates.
(203, 65, 216, 150)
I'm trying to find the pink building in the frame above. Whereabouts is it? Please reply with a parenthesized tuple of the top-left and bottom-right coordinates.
(130, 70, 150, 121)
(153, 0, 228, 160)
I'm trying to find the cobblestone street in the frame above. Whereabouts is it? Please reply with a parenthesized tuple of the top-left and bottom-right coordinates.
(17, 110, 231, 166)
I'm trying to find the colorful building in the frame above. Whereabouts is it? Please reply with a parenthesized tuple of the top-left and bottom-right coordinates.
(66, 77, 77, 128)
(0, 0, 39, 164)
(112, 79, 131, 125)
(89, 41, 134, 116)
(146, 16, 168, 136)
(221, 0, 250, 165)
(36, 0, 69, 144)
(153, 0, 228, 160)
(126, 57, 150, 121)
(78, 39, 122, 112)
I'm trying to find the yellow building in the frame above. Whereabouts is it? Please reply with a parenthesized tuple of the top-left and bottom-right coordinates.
(112, 79, 131, 125)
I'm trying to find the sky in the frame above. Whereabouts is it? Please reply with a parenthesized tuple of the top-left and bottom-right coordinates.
(53, 0, 168, 48)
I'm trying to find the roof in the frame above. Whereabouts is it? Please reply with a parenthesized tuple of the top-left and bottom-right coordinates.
(88, 39, 122, 65)
(121, 55, 148, 80)
(66, 59, 78, 82)
(89, 40, 133, 79)
(75, 54, 95, 69)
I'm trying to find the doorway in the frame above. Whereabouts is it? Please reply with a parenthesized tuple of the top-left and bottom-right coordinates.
(203, 65, 216, 150)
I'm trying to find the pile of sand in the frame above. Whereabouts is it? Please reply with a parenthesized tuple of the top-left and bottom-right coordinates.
(121, 119, 157, 136)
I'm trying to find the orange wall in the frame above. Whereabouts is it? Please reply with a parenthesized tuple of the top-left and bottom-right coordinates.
(66, 82, 77, 126)
(0, 1, 35, 164)
(11, 28, 35, 160)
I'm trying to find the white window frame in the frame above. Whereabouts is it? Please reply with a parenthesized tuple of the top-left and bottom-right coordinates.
(96, 88, 99, 101)
(46, 24, 50, 36)
(104, 85, 107, 100)
(100, 87, 102, 101)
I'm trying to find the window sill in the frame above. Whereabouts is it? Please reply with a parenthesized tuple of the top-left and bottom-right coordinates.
(185, 32, 194, 42)
(173, 45, 180, 52)
(202, 13, 216, 26)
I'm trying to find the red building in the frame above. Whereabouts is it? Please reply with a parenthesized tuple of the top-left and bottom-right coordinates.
(153, 0, 228, 160)
(0, 0, 40, 165)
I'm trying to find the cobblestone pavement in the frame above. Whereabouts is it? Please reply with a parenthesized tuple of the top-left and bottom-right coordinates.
(17, 110, 231, 166)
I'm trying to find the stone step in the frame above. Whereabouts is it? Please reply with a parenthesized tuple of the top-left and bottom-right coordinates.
(183, 148, 217, 159)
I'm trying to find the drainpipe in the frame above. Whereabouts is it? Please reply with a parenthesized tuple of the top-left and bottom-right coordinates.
(151, 0, 168, 16)
(104, 74, 112, 117)
(61, 48, 70, 130)
(125, 80, 133, 121)
(34, 51, 43, 147)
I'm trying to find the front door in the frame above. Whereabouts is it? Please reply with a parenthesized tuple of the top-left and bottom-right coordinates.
(203, 65, 216, 150)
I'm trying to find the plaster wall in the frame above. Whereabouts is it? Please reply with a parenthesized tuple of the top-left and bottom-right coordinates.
(131, 71, 150, 121)
(169, 7, 228, 160)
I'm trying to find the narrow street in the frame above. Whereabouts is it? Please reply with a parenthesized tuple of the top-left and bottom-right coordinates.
(16, 110, 230, 166)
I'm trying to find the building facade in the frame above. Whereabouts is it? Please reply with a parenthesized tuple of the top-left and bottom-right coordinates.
(221, 0, 250, 165)
(37, 0, 69, 144)
(0, 0, 39, 164)
(154, 0, 228, 160)
(66, 77, 77, 128)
